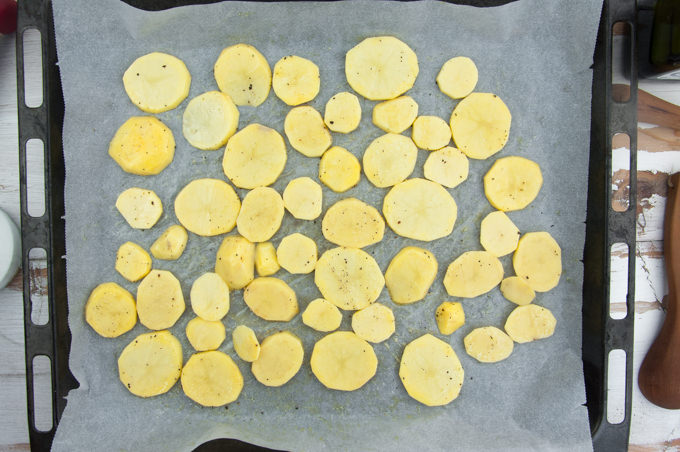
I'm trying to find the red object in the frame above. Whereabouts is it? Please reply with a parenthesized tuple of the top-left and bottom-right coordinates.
(0, 0, 17, 35)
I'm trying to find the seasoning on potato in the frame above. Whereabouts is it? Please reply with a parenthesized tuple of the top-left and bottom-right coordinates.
(504, 304, 556, 343)
(174, 178, 240, 237)
(411, 116, 451, 151)
(321, 198, 385, 248)
(232, 325, 261, 362)
(136, 270, 185, 330)
(252, 331, 304, 387)
(283, 177, 323, 220)
(436, 56, 478, 99)
(302, 298, 343, 332)
(372, 95, 419, 133)
(318, 146, 361, 193)
(182, 91, 239, 150)
(284, 106, 332, 158)
(480, 211, 520, 257)
(243, 277, 299, 321)
(185, 317, 226, 351)
(276, 233, 317, 275)
(272, 55, 320, 106)
(484, 156, 543, 211)
(85, 282, 137, 338)
(150, 225, 188, 261)
(115, 241, 151, 282)
(363, 133, 418, 188)
(215, 235, 255, 290)
(443, 251, 503, 298)
(324, 91, 362, 133)
(513, 231, 562, 292)
(384, 246, 438, 305)
(351, 303, 395, 343)
(190, 272, 230, 321)
(181, 351, 243, 406)
(500, 276, 536, 305)
(423, 146, 469, 189)
(255, 242, 280, 277)
(450, 92, 511, 159)
(236, 187, 285, 243)
(214, 43, 271, 107)
(109, 117, 175, 176)
(435, 301, 465, 335)
(464, 326, 514, 363)
(116, 187, 163, 230)
(123, 52, 191, 113)
(311, 331, 378, 391)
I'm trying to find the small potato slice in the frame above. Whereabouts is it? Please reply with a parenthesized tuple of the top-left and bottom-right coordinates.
(115, 241, 151, 282)
(244, 277, 299, 321)
(324, 92, 361, 133)
(182, 91, 239, 150)
(150, 225, 188, 260)
(302, 298, 342, 332)
(480, 211, 520, 257)
(399, 334, 464, 406)
(505, 305, 556, 343)
(85, 282, 137, 338)
(186, 317, 226, 351)
(450, 93, 511, 160)
(137, 270, 185, 330)
(109, 117, 175, 176)
(255, 242, 280, 277)
(500, 276, 536, 305)
(276, 233, 317, 274)
(513, 231, 562, 292)
(215, 235, 255, 290)
(181, 351, 243, 406)
(223, 124, 287, 189)
(284, 106, 332, 158)
(214, 43, 271, 107)
(283, 177, 323, 220)
(319, 146, 361, 193)
(118, 330, 182, 397)
(345, 36, 418, 101)
(190, 272, 230, 321)
(116, 187, 163, 230)
(363, 133, 418, 188)
(311, 331, 377, 391)
(443, 251, 503, 298)
(411, 116, 451, 151)
(252, 331, 304, 387)
(272, 55, 320, 106)
(232, 325, 260, 362)
(174, 178, 240, 236)
(236, 187, 284, 243)
(464, 326, 514, 363)
(423, 146, 469, 189)
(315, 247, 385, 310)
(436, 56, 478, 99)
(351, 302, 395, 343)
(383, 178, 457, 242)
(435, 301, 465, 335)
(321, 198, 385, 248)
(484, 156, 543, 212)
(123, 52, 190, 113)
(384, 246, 438, 305)
(372, 95, 418, 134)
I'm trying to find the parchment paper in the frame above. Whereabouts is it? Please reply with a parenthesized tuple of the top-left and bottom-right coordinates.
(51, 0, 602, 450)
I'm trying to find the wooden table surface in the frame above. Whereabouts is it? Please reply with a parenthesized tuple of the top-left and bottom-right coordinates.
(1, 27, 680, 452)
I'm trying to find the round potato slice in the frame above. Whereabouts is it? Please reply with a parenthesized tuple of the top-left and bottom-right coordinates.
(384, 246, 438, 305)
(450, 93, 511, 159)
(324, 91, 362, 133)
(137, 270, 185, 330)
(123, 52, 191, 113)
(244, 277, 298, 321)
(436, 56, 478, 99)
(182, 91, 239, 150)
(500, 276, 536, 305)
(435, 301, 465, 335)
(319, 146, 361, 193)
(116, 187, 163, 230)
(351, 303, 395, 343)
(284, 106, 332, 158)
(363, 133, 418, 188)
(185, 317, 226, 351)
(372, 95, 419, 134)
(411, 116, 451, 151)
(423, 146, 469, 189)
(513, 231, 562, 292)
(236, 187, 284, 243)
(272, 55, 320, 106)
(190, 272, 230, 321)
(252, 331, 304, 387)
(484, 156, 543, 212)
(346, 36, 418, 101)
(322, 198, 385, 248)
(214, 43, 271, 107)
(283, 177, 323, 220)
(174, 178, 240, 236)
(311, 331, 378, 391)
(215, 235, 255, 290)
(85, 282, 137, 338)
(480, 211, 520, 257)
(399, 334, 464, 406)
(383, 178, 457, 242)
(443, 251, 504, 298)
(181, 351, 243, 406)
(464, 326, 514, 363)
(150, 225, 188, 261)
(232, 325, 261, 362)
(255, 242, 280, 277)
(109, 117, 175, 176)
(223, 124, 287, 189)
(115, 241, 151, 282)
(302, 298, 342, 332)
(276, 233, 317, 274)
(505, 305, 556, 343)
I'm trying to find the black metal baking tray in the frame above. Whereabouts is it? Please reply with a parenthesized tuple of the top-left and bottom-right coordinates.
(16, 0, 638, 450)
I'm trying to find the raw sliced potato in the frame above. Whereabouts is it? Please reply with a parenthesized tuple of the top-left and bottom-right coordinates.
(174, 178, 240, 236)
(384, 246, 438, 305)
(222, 124, 287, 189)
(500, 276, 536, 305)
(276, 233, 317, 274)
(319, 146, 361, 193)
(136, 270, 185, 330)
(351, 302, 395, 343)
(372, 95, 418, 134)
(411, 116, 451, 151)
(383, 178, 457, 241)
(363, 133, 418, 188)
(435, 301, 465, 335)
(251, 331, 304, 387)
(311, 331, 378, 391)
(450, 93, 511, 159)
(236, 187, 284, 243)
(272, 55, 320, 105)
(302, 298, 342, 332)
(480, 211, 520, 257)
(513, 231, 562, 292)
(443, 251, 503, 298)
(123, 52, 191, 113)
(182, 91, 239, 150)
(185, 317, 226, 351)
(464, 326, 514, 363)
(423, 146, 469, 189)
(255, 242, 280, 277)
(181, 351, 243, 406)
(345, 36, 418, 100)
(215, 235, 255, 290)
(324, 91, 361, 133)
(505, 305, 556, 343)
(214, 43, 271, 107)
(232, 325, 261, 362)
(314, 247, 385, 310)
(321, 198, 385, 248)
(283, 177, 323, 220)
(436, 56, 478, 99)
(399, 334, 464, 406)
(109, 117, 175, 176)
(190, 272, 230, 321)
(116, 187, 163, 230)
(284, 106, 332, 158)
(484, 156, 543, 211)
(85, 282, 137, 338)
(150, 225, 188, 260)
(243, 277, 299, 321)
(115, 241, 151, 282)
(118, 330, 182, 397)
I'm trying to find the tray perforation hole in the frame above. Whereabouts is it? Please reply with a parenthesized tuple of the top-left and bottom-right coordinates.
(606, 349, 626, 425)
(29, 247, 49, 326)
(32, 355, 53, 432)
(611, 133, 630, 212)
(609, 242, 629, 320)
(22, 28, 43, 108)
(26, 138, 46, 218)
(611, 22, 631, 103)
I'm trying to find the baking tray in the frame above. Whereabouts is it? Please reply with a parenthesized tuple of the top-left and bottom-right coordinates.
(15, 0, 638, 450)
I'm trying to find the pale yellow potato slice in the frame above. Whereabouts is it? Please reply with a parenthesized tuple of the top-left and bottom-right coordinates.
(321, 198, 385, 248)
(436, 56, 478, 99)
(215, 235, 255, 290)
(185, 317, 226, 351)
(500, 276, 536, 305)
(450, 93, 511, 159)
(513, 231, 562, 292)
(505, 305, 556, 343)
(272, 55, 320, 105)
(181, 351, 243, 406)
(384, 246, 438, 305)
(351, 303, 395, 343)
(346, 36, 418, 100)
(276, 233, 317, 274)
(411, 116, 451, 151)
(109, 117, 175, 176)
(236, 187, 284, 243)
(182, 91, 239, 150)
(363, 133, 418, 188)
(372, 95, 418, 133)
(136, 270, 185, 330)
(118, 330, 182, 397)
(315, 247, 385, 310)
(484, 156, 543, 211)
(464, 326, 514, 363)
(222, 124, 287, 189)
(480, 211, 520, 257)
(435, 301, 465, 335)
(423, 146, 469, 189)
(324, 91, 361, 133)
(123, 52, 190, 113)
(284, 106, 332, 158)
(232, 325, 260, 362)
(399, 334, 464, 406)
(283, 177, 323, 220)
(255, 242, 280, 277)
(244, 277, 299, 321)
(214, 43, 271, 107)
(251, 331, 304, 386)
(85, 282, 136, 338)
(116, 187, 163, 230)
(150, 225, 188, 260)
(443, 251, 503, 298)
(311, 331, 377, 391)
(174, 178, 240, 236)
(302, 298, 342, 332)
(115, 241, 151, 282)
(383, 178, 457, 241)
(319, 146, 361, 193)
(190, 272, 230, 321)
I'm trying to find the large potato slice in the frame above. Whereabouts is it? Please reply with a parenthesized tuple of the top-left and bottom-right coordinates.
(190, 272, 230, 321)
(443, 251, 503, 298)
(311, 331, 377, 391)
(324, 91, 361, 133)
(123, 52, 190, 113)
(251, 331, 304, 387)
(276, 233, 317, 274)
(255, 242, 280, 277)
(351, 303, 395, 343)
(363, 133, 418, 188)
(182, 91, 239, 150)
(372, 95, 418, 134)
(284, 106, 332, 158)
(185, 317, 226, 351)
(232, 325, 261, 362)
(222, 124, 287, 189)
(243, 277, 299, 321)
(116, 187, 163, 230)
(150, 225, 188, 260)
(450, 93, 511, 159)
(411, 116, 451, 151)
(236, 187, 284, 243)
(109, 117, 175, 176)
(484, 156, 543, 212)
(480, 211, 520, 257)
(215, 235, 255, 290)
(272, 55, 320, 106)
(321, 198, 385, 248)
(500, 276, 536, 305)
(464, 326, 514, 363)
(174, 178, 240, 236)
(283, 177, 323, 220)
(214, 43, 271, 107)
(423, 146, 469, 189)
(319, 146, 361, 193)
(513, 231, 562, 292)
(181, 351, 243, 406)
(384, 246, 438, 305)
(136, 270, 185, 330)
(115, 241, 151, 282)
(435, 301, 465, 335)
(436, 56, 478, 99)
(85, 282, 137, 338)
(302, 298, 342, 332)
(505, 305, 556, 343)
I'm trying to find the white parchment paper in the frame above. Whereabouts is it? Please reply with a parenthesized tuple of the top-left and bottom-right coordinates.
(51, 0, 602, 450)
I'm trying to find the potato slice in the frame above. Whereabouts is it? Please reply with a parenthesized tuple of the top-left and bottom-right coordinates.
(319, 146, 361, 193)
(302, 298, 342, 332)
(311, 331, 377, 391)
(222, 124, 287, 189)
(324, 91, 361, 133)
(283, 177, 323, 220)
(383, 178, 457, 241)
(123, 52, 190, 113)
(513, 231, 562, 292)
(399, 334, 464, 406)
(185, 317, 226, 351)
(182, 91, 239, 150)
(215, 235, 255, 290)
(232, 325, 261, 362)
(109, 117, 175, 176)
(500, 276, 536, 305)
(372, 95, 419, 134)
(116, 187, 163, 230)
(423, 146, 469, 189)
(351, 302, 395, 343)
(174, 178, 240, 236)
(252, 331, 304, 387)
(464, 326, 514, 363)
(118, 330, 182, 397)
(505, 305, 556, 343)
(411, 116, 451, 151)
(484, 156, 543, 212)
(214, 43, 271, 107)
(244, 277, 298, 321)
(480, 211, 520, 257)
(321, 198, 385, 248)
(315, 247, 385, 310)
(190, 272, 230, 321)
(85, 282, 137, 338)
(345, 36, 418, 100)
(276, 233, 317, 274)
(450, 93, 511, 159)
(363, 133, 418, 188)
(150, 225, 188, 260)
(284, 106, 332, 158)
(272, 55, 320, 105)
(436, 56, 478, 99)
(236, 187, 284, 243)
(435, 302, 465, 335)
(443, 251, 503, 298)
(384, 246, 438, 305)
(115, 241, 151, 282)
(181, 351, 243, 406)
(255, 242, 280, 277)
(136, 270, 185, 330)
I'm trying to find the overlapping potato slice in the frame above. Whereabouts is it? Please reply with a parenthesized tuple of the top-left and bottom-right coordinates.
(319, 146, 361, 193)
(214, 43, 271, 107)
(85, 282, 137, 338)
(411, 116, 451, 151)
(484, 156, 543, 211)
(321, 198, 385, 248)
(384, 246, 438, 305)
(450, 93, 511, 159)
(116, 187, 163, 230)
(174, 178, 240, 236)
(372, 95, 418, 133)
(311, 331, 377, 391)
(182, 91, 239, 150)
(123, 52, 190, 113)
(215, 235, 255, 290)
(363, 133, 418, 188)
(185, 318, 226, 351)
(436, 56, 478, 99)
(443, 251, 503, 298)
(244, 277, 299, 321)
(236, 187, 284, 243)
(513, 231, 562, 292)
(252, 331, 304, 387)
(500, 276, 536, 305)
(181, 351, 243, 406)
(423, 146, 469, 189)
(115, 242, 151, 282)
(223, 124, 287, 189)
(284, 106, 332, 157)
(272, 55, 320, 105)
(324, 91, 362, 133)
(232, 325, 261, 362)
(255, 242, 280, 277)
(109, 117, 175, 176)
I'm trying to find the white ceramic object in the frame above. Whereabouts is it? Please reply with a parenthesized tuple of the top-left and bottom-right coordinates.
(0, 208, 20, 289)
